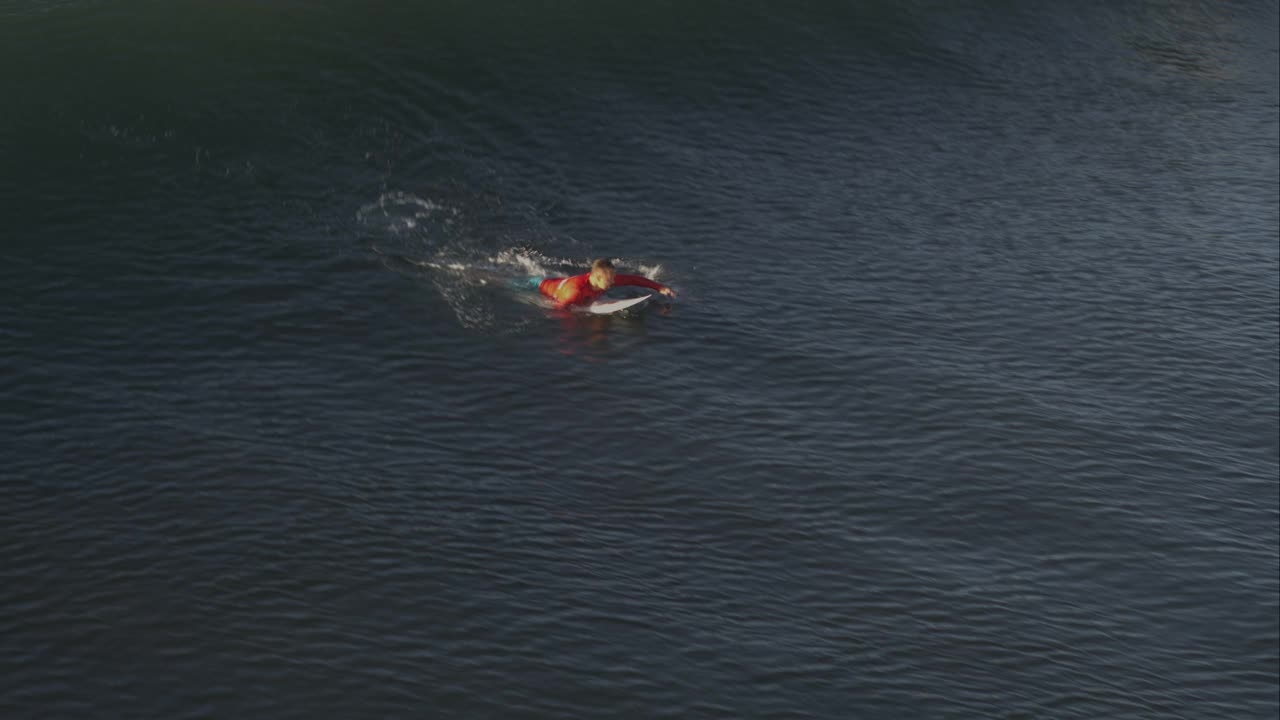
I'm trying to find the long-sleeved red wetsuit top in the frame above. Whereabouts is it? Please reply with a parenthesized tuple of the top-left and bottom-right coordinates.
(538, 273, 665, 306)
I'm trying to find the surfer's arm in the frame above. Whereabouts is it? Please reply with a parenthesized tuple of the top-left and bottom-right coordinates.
(537, 277, 577, 305)
(551, 277, 588, 305)
(615, 274, 677, 297)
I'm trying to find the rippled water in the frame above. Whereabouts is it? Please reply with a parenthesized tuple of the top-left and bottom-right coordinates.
(3, 2, 1278, 718)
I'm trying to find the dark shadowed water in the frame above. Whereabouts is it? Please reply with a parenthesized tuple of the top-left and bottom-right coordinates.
(3, 1, 1278, 718)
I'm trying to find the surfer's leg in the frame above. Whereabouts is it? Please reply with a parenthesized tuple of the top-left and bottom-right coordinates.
(510, 277, 545, 292)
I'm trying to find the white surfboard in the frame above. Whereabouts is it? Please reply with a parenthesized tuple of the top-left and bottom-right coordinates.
(581, 294, 652, 315)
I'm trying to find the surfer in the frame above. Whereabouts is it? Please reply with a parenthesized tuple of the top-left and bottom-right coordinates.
(530, 258, 676, 307)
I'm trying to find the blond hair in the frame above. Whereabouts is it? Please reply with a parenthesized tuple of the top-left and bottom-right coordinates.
(591, 258, 616, 274)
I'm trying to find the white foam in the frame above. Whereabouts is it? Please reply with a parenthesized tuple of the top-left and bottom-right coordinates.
(636, 262, 663, 279)
(491, 248, 554, 276)
(610, 257, 663, 280)
(356, 191, 448, 229)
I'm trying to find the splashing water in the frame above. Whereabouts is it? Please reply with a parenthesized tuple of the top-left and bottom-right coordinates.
(357, 191, 669, 331)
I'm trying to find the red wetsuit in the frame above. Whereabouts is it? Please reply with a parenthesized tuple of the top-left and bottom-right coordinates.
(538, 273, 665, 306)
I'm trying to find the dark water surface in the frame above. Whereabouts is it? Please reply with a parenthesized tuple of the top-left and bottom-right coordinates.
(3, 1, 1278, 718)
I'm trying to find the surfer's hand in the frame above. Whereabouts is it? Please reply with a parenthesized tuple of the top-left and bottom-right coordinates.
(660, 287, 678, 298)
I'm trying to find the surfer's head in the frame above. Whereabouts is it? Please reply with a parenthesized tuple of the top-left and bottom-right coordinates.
(589, 258, 616, 290)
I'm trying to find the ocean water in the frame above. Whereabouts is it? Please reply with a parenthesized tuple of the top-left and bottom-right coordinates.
(2, 1, 1277, 718)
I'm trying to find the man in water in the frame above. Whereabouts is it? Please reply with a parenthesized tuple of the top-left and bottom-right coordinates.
(530, 258, 677, 307)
